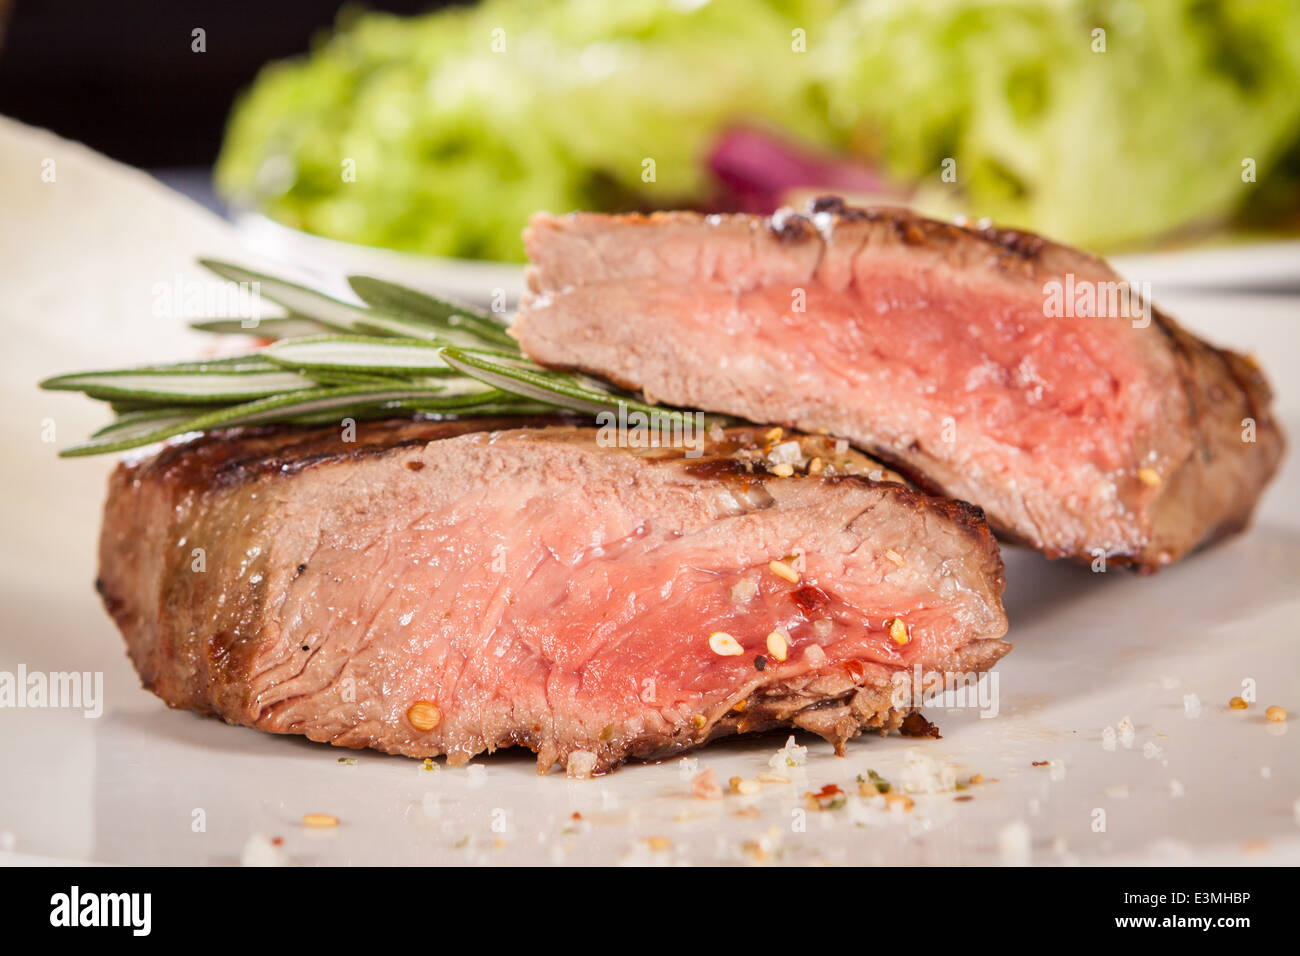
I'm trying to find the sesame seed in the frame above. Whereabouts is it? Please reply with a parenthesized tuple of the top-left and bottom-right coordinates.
(302, 813, 339, 828)
(1229, 696, 1248, 710)
(769, 559, 800, 584)
(808, 457, 824, 475)
(771, 463, 794, 477)
(885, 549, 905, 566)
(1138, 468, 1162, 487)
(1265, 705, 1287, 722)
(766, 630, 789, 662)
(709, 631, 744, 656)
(764, 427, 784, 443)
(888, 618, 910, 645)
(406, 700, 441, 731)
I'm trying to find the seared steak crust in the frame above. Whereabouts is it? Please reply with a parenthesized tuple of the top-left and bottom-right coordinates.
(515, 198, 1284, 571)
(98, 418, 1009, 772)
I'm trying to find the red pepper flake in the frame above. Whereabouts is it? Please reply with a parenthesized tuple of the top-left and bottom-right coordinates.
(1031, 760, 1050, 767)
(843, 659, 867, 683)
(270, 837, 284, 847)
(791, 584, 830, 613)
(571, 812, 582, 820)
(803, 783, 846, 811)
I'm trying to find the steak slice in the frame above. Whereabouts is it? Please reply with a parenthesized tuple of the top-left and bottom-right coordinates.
(515, 198, 1284, 571)
(97, 417, 1009, 773)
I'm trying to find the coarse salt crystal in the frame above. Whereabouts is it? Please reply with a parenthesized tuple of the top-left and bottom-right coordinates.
(768, 440, 804, 466)
(1168, 779, 1185, 798)
(901, 748, 958, 794)
(1117, 716, 1136, 748)
(1183, 693, 1201, 718)
(769, 735, 807, 770)
(1101, 726, 1117, 751)
(566, 751, 598, 779)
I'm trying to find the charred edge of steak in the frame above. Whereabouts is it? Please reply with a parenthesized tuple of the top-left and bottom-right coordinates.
(1133, 306, 1285, 571)
(129, 415, 581, 493)
(730, 194, 1102, 283)
(800, 195, 1087, 277)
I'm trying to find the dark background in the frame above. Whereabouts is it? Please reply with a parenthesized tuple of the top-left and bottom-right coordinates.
(0, 0, 449, 168)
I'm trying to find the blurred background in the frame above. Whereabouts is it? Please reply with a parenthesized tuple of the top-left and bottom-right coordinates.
(3, 0, 1300, 263)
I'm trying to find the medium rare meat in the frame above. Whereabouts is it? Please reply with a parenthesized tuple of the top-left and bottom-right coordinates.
(515, 198, 1284, 571)
(96, 417, 1009, 772)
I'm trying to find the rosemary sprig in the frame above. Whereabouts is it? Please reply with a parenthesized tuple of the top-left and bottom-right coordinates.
(40, 258, 686, 457)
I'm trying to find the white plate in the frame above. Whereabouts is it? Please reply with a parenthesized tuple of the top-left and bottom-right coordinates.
(233, 212, 528, 308)
(1112, 240, 1300, 291)
(2, 119, 1298, 865)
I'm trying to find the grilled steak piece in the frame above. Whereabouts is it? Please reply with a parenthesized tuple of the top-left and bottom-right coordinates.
(515, 198, 1284, 571)
(97, 417, 1009, 773)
